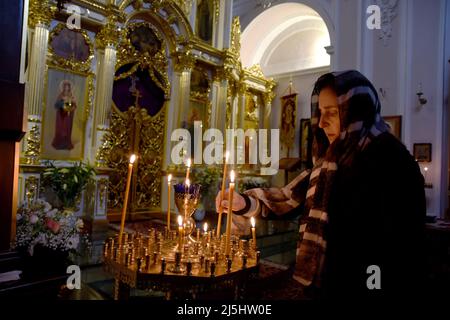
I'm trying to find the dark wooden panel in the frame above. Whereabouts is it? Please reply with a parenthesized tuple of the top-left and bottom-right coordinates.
(0, 0, 25, 83)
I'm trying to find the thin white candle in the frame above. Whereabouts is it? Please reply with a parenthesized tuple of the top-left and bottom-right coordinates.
(225, 170, 235, 256)
(185, 158, 191, 181)
(217, 151, 229, 237)
(251, 217, 256, 249)
(118, 154, 136, 252)
(167, 174, 172, 230)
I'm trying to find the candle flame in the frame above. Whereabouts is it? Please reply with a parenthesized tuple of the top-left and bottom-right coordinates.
(130, 154, 137, 164)
(203, 222, 208, 232)
(230, 170, 235, 183)
(186, 158, 191, 168)
(424, 167, 428, 171)
(168, 174, 172, 182)
(251, 216, 255, 228)
(177, 215, 183, 227)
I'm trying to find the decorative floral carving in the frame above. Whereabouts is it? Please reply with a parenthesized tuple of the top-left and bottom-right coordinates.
(28, 0, 56, 28)
(24, 125, 41, 165)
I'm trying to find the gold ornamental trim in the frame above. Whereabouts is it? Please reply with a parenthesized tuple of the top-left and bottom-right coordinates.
(115, 22, 170, 98)
(28, 0, 56, 28)
(96, 15, 122, 49)
(48, 23, 94, 74)
(24, 125, 41, 165)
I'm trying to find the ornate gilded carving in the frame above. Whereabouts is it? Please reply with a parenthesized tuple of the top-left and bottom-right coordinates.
(263, 91, 276, 106)
(25, 176, 39, 205)
(245, 64, 265, 79)
(86, 76, 95, 120)
(230, 17, 241, 57)
(173, 50, 196, 72)
(48, 23, 94, 73)
(116, 22, 170, 98)
(214, 0, 220, 24)
(105, 106, 165, 211)
(96, 15, 122, 49)
(28, 0, 56, 28)
(96, 131, 113, 168)
(24, 125, 41, 165)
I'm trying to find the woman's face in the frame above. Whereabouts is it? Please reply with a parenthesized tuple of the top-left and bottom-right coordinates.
(318, 86, 340, 144)
(63, 84, 71, 94)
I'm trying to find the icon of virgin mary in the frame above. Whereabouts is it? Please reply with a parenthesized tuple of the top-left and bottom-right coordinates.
(52, 80, 77, 150)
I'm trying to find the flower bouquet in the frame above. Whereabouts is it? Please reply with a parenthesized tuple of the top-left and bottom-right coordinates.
(41, 162, 95, 210)
(15, 199, 85, 259)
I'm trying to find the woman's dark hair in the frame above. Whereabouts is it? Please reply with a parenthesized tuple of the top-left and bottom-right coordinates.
(314, 73, 336, 94)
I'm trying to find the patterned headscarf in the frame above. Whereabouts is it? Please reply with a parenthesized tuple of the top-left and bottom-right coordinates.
(293, 70, 390, 286)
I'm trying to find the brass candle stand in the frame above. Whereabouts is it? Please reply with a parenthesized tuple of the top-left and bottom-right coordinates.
(103, 228, 260, 300)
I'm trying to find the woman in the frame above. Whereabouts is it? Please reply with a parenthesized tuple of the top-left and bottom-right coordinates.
(216, 70, 426, 299)
(52, 80, 77, 150)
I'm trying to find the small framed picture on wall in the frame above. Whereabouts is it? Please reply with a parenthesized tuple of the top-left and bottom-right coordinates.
(413, 143, 432, 162)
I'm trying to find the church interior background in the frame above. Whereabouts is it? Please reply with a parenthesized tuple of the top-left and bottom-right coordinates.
(1, 0, 450, 300)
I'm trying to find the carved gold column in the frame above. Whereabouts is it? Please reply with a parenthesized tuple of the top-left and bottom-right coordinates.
(263, 87, 276, 131)
(94, 16, 120, 167)
(23, 0, 55, 164)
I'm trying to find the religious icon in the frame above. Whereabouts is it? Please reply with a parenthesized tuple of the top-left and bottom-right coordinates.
(129, 25, 162, 55)
(41, 68, 88, 160)
(50, 26, 90, 62)
(112, 64, 165, 116)
(196, 0, 214, 43)
(280, 94, 297, 151)
(52, 80, 77, 150)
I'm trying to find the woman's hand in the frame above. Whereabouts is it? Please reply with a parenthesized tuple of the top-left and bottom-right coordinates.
(215, 189, 245, 213)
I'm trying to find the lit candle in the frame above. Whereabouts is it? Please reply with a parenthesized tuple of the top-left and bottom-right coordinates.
(203, 222, 209, 243)
(185, 158, 191, 181)
(184, 178, 190, 220)
(225, 170, 235, 256)
(118, 154, 136, 252)
(167, 174, 172, 231)
(424, 166, 428, 184)
(250, 217, 256, 249)
(177, 215, 184, 249)
(217, 151, 229, 237)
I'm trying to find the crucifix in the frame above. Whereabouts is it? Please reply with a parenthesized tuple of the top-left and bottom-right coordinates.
(129, 74, 142, 107)
(127, 75, 146, 213)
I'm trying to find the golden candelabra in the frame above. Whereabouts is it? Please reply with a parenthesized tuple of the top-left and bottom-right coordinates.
(103, 228, 260, 300)
(104, 157, 260, 300)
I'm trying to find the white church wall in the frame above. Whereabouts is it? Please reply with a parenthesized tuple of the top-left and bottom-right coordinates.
(270, 67, 329, 187)
(236, 0, 449, 216)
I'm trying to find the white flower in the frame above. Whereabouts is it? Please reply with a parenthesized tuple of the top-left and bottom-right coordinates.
(16, 214, 22, 221)
(63, 184, 67, 190)
(67, 235, 79, 249)
(35, 233, 47, 245)
(46, 208, 58, 218)
(29, 215, 39, 224)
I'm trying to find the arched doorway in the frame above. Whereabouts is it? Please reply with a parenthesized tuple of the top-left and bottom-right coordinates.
(239, 2, 333, 186)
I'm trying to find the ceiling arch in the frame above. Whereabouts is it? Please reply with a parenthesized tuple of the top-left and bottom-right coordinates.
(241, 2, 331, 75)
